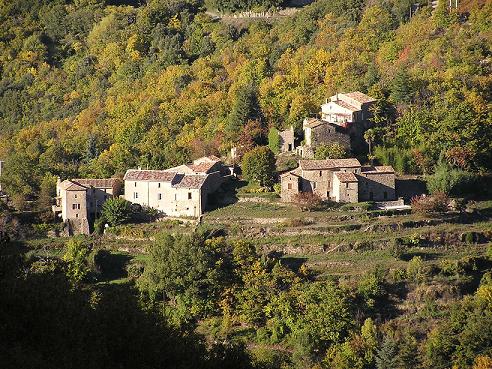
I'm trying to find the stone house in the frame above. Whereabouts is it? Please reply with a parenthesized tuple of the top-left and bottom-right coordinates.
(53, 178, 121, 235)
(298, 91, 376, 157)
(297, 118, 351, 158)
(123, 156, 228, 218)
(279, 126, 295, 152)
(280, 158, 396, 204)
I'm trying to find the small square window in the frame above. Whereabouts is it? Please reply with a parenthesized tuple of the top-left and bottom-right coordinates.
(75, 214, 78, 218)
(74, 194, 77, 199)
(288, 183, 292, 190)
(188, 192, 192, 200)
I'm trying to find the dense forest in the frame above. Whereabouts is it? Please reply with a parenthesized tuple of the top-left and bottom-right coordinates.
(0, 0, 491, 205)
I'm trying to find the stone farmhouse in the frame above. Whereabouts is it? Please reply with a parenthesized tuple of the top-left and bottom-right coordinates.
(123, 156, 229, 218)
(53, 178, 121, 235)
(280, 158, 396, 204)
(297, 91, 376, 158)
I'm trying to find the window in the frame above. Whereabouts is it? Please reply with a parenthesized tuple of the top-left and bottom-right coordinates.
(74, 194, 77, 199)
(72, 204, 77, 210)
(134, 192, 138, 199)
(134, 182, 137, 187)
(158, 193, 162, 200)
(77, 204, 81, 210)
(174, 194, 177, 201)
(158, 183, 161, 188)
(188, 192, 192, 200)
(288, 183, 292, 190)
(75, 214, 78, 218)
(319, 171, 322, 177)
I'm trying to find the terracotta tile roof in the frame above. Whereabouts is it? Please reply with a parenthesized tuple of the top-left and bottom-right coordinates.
(172, 174, 208, 189)
(299, 158, 361, 171)
(343, 91, 376, 104)
(124, 170, 177, 182)
(280, 167, 301, 178)
(335, 100, 359, 111)
(59, 180, 87, 191)
(304, 118, 326, 128)
(188, 161, 218, 174)
(74, 178, 118, 188)
(334, 172, 358, 182)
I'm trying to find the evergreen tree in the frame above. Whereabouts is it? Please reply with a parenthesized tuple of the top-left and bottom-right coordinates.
(228, 83, 262, 139)
(376, 335, 400, 369)
(390, 68, 413, 104)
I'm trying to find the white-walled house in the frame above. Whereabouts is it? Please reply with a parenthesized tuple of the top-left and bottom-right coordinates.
(123, 156, 228, 218)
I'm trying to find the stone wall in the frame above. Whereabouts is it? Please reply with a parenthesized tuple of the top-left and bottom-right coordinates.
(280, 174, 300, 202)
(358, 172, 396, 201)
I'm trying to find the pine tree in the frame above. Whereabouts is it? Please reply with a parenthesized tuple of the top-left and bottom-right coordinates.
(376, 335, 400, 369)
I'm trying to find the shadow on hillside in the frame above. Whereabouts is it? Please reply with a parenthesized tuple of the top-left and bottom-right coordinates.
(92, 250, 132, 282)
(400, 251, 440, 262)
(207, 179, 247, 211)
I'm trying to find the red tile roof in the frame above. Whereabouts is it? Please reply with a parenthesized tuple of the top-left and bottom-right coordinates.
(300, 158, 361, 171)
(334, 172, 358, 182)
(172, 174, 208, 189)
(335, 100, 358, 111)
(123, 170, 177, 182)
(60, 178, 118, 191)
(188, 161, 218, 173)
(343, 91, 376, 104)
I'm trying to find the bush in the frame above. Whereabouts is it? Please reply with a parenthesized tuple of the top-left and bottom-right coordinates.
(427, 161, 479, 196)
(407, 256, 427, 283)
(242, 146, 276, 187)
(293, 192, 323, 211)
(314, 143, 347, 160)
(268, 127, 280, 154)
(411, 193, 449, 214)
(101, 198, 132, 227)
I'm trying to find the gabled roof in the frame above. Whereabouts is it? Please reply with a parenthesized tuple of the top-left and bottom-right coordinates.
(188, 161, 219, 174)
(60, 180, 87, 191)
(59, 178, 118, 191)
(304, 118, 326, 128)
(361, 165, 395, 174)
(280, 167, 302, 178)
(75, 178, 118, 188)
(299, 158, 361, 171)
(172, 174, 208, 189)
(343, 91, 376, 104)
(334, 172, 358, 182)
(334, 100, 359, 111)
(123, 170, 177, 182)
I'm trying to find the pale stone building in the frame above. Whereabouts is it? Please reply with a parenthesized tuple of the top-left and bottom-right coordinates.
(53, 178, 121, 235)
(280, 158, 396, 204)
(123, 156, 228, 218)
(298, 91, 376, 158)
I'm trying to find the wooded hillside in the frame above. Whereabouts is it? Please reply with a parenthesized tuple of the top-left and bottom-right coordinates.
(0, 0, 491, 201)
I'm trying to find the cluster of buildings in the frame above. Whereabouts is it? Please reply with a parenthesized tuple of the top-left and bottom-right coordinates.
(47, 91, 399, 235)
(53, 156, 231, 235)
(277, 91, 376, 158)
(280, 158, 396, 203)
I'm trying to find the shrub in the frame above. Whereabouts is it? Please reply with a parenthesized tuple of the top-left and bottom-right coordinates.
(241, 146, 276, 187)
(63, 237, 91, 284)
(268, 127, 280, 154)
(411, 193, 449, 214)
(407, 256, 427, 283)
(427, 160, 479, 196)
(101, 198, 132, 227)
(293, 192, 322, 211)
(314, 143, 347, 160)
